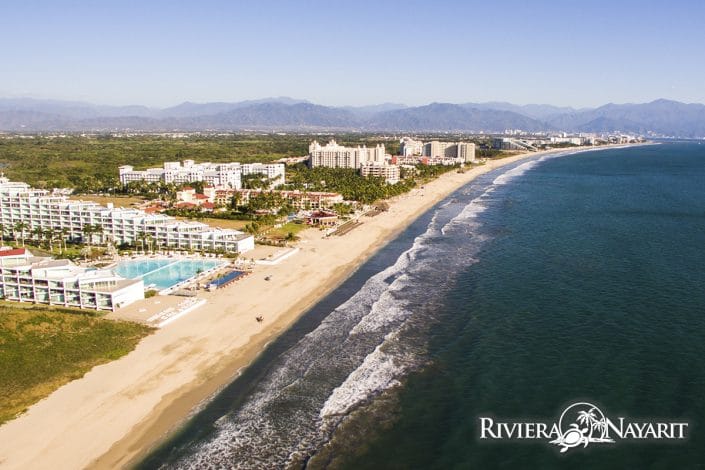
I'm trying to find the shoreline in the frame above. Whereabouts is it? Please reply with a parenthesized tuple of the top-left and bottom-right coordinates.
(0, 144, 637, 470)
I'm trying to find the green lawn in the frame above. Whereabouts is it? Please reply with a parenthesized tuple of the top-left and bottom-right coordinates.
(267, 221, 309, 240)
(0, 302, 153, 424)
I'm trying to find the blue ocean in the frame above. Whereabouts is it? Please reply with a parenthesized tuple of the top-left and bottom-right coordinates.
(140, 142, 705, 469)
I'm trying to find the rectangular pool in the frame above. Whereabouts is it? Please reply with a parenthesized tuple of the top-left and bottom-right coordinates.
(114, 259, 224, 290)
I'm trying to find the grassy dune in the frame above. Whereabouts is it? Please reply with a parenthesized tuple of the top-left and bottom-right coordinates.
(0, 302, 153, 424)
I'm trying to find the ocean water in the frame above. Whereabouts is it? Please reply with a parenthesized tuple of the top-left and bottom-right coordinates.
(139, 142, 705, 469)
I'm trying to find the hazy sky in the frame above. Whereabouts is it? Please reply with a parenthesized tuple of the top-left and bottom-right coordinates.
(2, 0, 704, 108)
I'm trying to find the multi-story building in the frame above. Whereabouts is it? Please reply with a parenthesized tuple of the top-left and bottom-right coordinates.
(360, 162, 401, 184)
(308, 140, 386, 169)
(0, 247, 143, 311)
(457, 142, 476, 162)
(203, 188, 345, 211)
(492, 137, 537, 151)
(0, 177, 254, 253)
(118, 160, 285, 189)
(399, 137, 424, 156)
(423, 141, 476, 163)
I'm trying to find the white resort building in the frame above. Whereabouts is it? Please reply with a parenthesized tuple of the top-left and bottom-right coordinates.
(308, 140, 386, 169)
(399, 137, 425, 157)
(422, 141, 476, 163)
(0, 177, 255, 253)
(360, 162, 401, 184)
(394, 138, 477, 165)
(0, 247, 143, 311)
(118, 160, 285, 189)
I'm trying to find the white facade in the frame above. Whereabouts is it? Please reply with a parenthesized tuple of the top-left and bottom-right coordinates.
(0, 177, 255, 253)
(457, 142, 476, 162)
(308, 140, 386, 169)
(422, 141, 476, 162)
(119, 160, 285, 189)
(360, 163, 401, 184)
(400, 137, 424, 156)
(0, 248, 143, 311)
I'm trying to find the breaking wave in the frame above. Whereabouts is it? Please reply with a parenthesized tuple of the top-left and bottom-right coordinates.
(158, 155, 554, 469)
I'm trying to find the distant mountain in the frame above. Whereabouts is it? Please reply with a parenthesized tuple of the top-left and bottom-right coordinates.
(158, 97, 310, 118)
(462, 102, 582, 120)
(546, 99, 705, 137)
(0, 97, 703, 136)
(342, 103, 408, 119)
(0, 98, 154, 119)
(366, 103, 548, 132)
(182, 102, 357, 129)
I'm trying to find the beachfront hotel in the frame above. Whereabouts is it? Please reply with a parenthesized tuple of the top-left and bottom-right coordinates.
(399, 137, 425, 157)
(308, 139, 386, 169)
(360, 162, 401, 184)
(398, 138, 476, 165)
(423, 141, 476, 163)
(200, 187, 345, 210)
(0, 177, 255, 253)
(0, 247, 143, 311)
(118, 160, 285, 189)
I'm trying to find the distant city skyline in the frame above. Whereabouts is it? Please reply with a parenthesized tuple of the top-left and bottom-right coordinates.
(2, 0, 704, 108)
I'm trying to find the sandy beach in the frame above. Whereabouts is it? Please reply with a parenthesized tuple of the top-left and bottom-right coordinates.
(0, 147, 603, 469)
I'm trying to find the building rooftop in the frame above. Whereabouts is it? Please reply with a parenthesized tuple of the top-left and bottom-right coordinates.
(0, 247, 28, 257)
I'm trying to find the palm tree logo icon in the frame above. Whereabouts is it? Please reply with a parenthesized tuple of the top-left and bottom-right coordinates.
(550, 402, 615, 453)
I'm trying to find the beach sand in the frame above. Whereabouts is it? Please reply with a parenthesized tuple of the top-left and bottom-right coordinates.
(0, 148, 593, 469)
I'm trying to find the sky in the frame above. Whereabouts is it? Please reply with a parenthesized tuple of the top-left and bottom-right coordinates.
(1, 0, 704, 108)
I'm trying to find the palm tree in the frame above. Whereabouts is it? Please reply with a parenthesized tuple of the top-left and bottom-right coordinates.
(13, 221, 28, 247)
(230, 192, 241, 210)
(82, 224, 96, 248)
(577, 409, 597, 428)
(31, 227, 44, 246)
(93, 224, 104, 246)
(0, 223, 5, 247)
(136, 231, 147, 253)
(43, 229, 56, 252)
(59, 228, 70, 254)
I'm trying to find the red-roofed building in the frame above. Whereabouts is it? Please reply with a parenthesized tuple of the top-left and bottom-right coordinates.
(174, 202, 198, 209)
(0, 247, 27, 257)
(0, 247, 33, 267)
(305, 211, 338, 227)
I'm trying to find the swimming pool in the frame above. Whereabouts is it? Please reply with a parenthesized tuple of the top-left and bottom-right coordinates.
(114, 259, 224, 290)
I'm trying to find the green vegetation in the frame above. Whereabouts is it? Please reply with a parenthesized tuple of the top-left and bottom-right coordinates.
(0, 302, 153, 424)
(7, 241, 106, 262)
(0, 134, 399, 192)
(283, 165, 415, 204)
(477, 148, 505, 159)
(268, 221, 309, 240)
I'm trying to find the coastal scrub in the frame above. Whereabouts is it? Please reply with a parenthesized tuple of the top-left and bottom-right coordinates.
(0, 302, 153, 424)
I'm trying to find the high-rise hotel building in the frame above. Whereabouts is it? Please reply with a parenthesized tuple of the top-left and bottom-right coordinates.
(308, 140, 386, 169)
(422, 141, 476, 163)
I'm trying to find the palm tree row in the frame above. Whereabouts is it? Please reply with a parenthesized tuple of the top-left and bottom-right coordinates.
(0, 221, 93, 255)
(81, 223, 104, 248)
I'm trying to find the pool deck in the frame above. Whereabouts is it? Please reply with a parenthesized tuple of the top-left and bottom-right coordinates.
(106, 246, 287, 326)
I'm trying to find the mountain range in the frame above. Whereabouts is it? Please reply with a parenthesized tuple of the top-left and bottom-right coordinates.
(1, 97, 704, 137)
